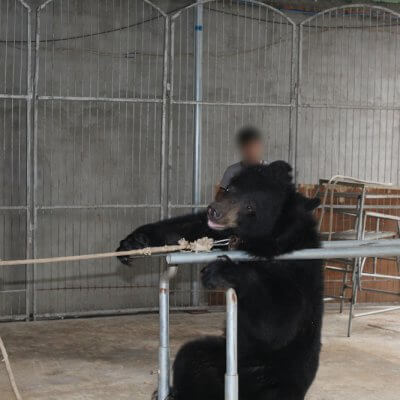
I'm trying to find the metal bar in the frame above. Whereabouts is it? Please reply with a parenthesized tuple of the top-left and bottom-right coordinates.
(322, 238, 400, 248)
(365, 211, 400, 221)
(300, 4, 400, 27)
(25, 0, 33, 321)
(166, 243, 400, 265)
(298, 103, 400, 111)
(0, 315, 27, 323)
(35, 204, 162, 210)
(289, 23, 298, 176)
(191, 1, 204, 307)
(361, 272, 400, 280)
(158, 266, 178, 400)
(360, 287, 400, 296)
(225, 288, 238, 400)
(294, 10, 303, 183)
(31, 2, 43, 320)
(171, 99, 292, 107)
(37, 95, 163, 103)
(160, 15, 170, 220)
(0, 94, 29, 99)
(0, 206, 28, 210)
(193, 1, 203, 209)
(347, 187, 367, 336)
(30, 304, 221, 321)
(354, 305, 400, 318)
(0, 289, 26, 294)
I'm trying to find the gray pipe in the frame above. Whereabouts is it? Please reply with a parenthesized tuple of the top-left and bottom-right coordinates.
(193, 1, 203, 208)
(158, 266, 178, 400)
(191, 1, 204, 307)
(225, 288, 238, 400)
(166, 239, 400, 265)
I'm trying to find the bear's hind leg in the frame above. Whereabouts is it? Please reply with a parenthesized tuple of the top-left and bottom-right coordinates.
(171, 336, 226, 400)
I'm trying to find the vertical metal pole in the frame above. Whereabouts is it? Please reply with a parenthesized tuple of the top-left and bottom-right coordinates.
(347, 186, 366, 337)
(294, 23, 303, 185)
(158, 266, 178, 400)
(160, 15, 170, 221)
(289, 24, 297, 179)
(225, 288, 238, 400)
(31, 5, 43, 320)
(191, 1, 203, 307)
(193, 1, 203, 208)
(24, 1, 33, 321)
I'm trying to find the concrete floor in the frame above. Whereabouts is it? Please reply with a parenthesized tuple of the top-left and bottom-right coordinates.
(0, 307, 399, 400)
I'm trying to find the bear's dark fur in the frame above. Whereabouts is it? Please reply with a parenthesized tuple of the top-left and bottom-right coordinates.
(117, 161, 323, 400)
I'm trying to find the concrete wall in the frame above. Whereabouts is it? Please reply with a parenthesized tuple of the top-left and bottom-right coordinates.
(1, 0, 400, 318)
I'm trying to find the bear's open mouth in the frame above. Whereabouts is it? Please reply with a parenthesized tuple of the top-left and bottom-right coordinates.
(207, 219, 227, 231)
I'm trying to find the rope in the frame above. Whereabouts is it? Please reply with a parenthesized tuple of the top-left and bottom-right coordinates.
(0, 337, 23, 400)
(0, 237, 217, 267)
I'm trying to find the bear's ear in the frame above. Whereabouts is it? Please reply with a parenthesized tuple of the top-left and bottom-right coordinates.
(266, 160, 293, 184)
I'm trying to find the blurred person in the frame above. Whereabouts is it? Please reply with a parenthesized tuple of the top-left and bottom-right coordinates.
(215, 126, 267, 200)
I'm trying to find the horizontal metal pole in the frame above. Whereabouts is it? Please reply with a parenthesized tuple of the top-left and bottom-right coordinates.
(171, 99, 293, 108)
(38, 95, 163, 104)
(0, 289, 26, 294)
(0, 94, 30, 100)
(319, 205, 400, 210)
(299, 103, 400, 111)
(360, 287, 400, 296)
(168, 204, 207, 208)
(0, 206, 28, 211)
(0, 315, 27, 322)
(354, 306, 400, 318)
(323, 239, 400, 248)
(365, 211, 400, 221)
(36, 204, 161, 210)
(361, 273, 400, 280)
(166, 239, 400, 265)
(33, 305, 221, 321)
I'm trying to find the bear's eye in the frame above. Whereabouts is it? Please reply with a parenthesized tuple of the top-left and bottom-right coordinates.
(246, 205, 253, 212)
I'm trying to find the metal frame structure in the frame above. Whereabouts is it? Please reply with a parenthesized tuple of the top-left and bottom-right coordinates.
(157, 239, 400, 400)
(1, 2, 400, 320)
(297, 4, 400, 184)
(158, 263, 237, 400)
(30, 0, 169, 319)
(168, 0, 296, 212)
(0, 0, 32, 321)
(317, 177, 400, 335)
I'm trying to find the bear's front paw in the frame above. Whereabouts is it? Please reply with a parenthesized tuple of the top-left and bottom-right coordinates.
(201, 258, 235, 289)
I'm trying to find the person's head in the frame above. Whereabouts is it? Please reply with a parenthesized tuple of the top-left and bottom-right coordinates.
(236, 126, 264, 164)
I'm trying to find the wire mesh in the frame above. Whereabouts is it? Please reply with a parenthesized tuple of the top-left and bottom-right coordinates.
(297, 5, 400, 184)
(0, 0, 31, 321)
(169, 0, 295, 209)
(32, 0, 167, 317)
(1, 2, 400, 320)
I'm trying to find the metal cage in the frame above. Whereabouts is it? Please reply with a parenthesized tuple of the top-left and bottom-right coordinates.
(1, 1, 400, 320)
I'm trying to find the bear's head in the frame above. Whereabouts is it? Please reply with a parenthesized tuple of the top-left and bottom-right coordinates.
(207, 161, 320, 257)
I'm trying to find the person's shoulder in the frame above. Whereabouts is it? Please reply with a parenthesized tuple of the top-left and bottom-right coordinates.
(225, 162, 242, 172)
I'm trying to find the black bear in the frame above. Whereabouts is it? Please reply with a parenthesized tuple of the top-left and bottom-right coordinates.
(117, 161, 323, 400)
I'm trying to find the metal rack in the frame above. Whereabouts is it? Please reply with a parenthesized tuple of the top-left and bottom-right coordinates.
(317, 177, 400, 336)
